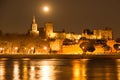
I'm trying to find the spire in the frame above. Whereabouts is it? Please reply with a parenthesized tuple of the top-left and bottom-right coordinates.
(32, 15, 36, 24)
(30, 15, 39, 37)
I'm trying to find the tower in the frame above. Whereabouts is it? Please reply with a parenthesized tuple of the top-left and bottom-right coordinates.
(45, 22, 53, 38)
(30, 16, 39, 36)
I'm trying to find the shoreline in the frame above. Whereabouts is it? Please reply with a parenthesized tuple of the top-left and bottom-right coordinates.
(0, 54, 120, 59)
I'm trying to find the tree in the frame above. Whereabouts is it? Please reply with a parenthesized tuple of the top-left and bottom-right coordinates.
(63, 39, 74, 45)
(114, 44, 120, 53)
(102, 44, 111, 53)
(80, 42, 88, 54)
(115, 38, 120, 43)
(80, 41, 95, 54)
(87, 44, 95, 52)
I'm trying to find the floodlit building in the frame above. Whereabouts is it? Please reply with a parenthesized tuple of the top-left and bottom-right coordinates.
(93, 28, 112, 39)
(81, 28, 113, 40)
(45, 22, 54, 38)
(30, 16, 39, 36)
(29, 16, 113, 40)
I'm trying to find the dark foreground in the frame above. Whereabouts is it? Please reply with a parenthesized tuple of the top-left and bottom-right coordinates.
(0, 54, 120, 59)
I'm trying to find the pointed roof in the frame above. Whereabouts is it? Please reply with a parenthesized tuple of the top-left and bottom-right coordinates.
(32, 15, 36, 24)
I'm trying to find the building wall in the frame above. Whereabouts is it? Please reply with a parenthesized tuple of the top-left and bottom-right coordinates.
(62, 44, 83, 54)
(81, 29, 113, 40)
(50, 39, 63, 52)
(30, 16, 39, 36)
(38, 27, 46, 39)
(93, 29, 112, 39)
(30, 31, 39, 36)
(107, 40, 116, 52)
(45, 22, 54, 38)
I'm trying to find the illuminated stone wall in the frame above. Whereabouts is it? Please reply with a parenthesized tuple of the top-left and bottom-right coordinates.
(45, 22, 54, 38)
(93, 29, 112, 39)
(107, 40, 116, 52)
(30, 16, 39, 36)
(81, 29, 112, 40)
(62, 44, 83, 54)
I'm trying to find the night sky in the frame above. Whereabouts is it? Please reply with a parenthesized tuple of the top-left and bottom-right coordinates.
(0, 0, 120, 38)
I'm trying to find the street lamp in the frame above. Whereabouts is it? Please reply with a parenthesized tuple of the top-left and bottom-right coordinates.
(43, 46, 47, 50)
(14, 47, 18, 54)
(0, 48, 3, 53)
(14, 47, 18, 50)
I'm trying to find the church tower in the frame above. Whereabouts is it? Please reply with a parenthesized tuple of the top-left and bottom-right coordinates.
(30, 16, 39, 36)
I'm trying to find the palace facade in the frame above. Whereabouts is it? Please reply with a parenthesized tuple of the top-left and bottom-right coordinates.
(29, 16, 113, 40)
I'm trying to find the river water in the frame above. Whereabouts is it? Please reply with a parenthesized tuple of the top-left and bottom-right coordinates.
(0, 58, 120, 80)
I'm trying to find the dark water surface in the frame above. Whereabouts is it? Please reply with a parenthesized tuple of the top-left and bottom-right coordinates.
(0, 58, 120, 80)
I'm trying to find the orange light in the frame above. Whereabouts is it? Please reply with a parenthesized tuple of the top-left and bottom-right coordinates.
(14, 47, 18, 50)
(0, 48, 3, 50)
(31, 47, 34, 50)
(43, 46, 47, 50)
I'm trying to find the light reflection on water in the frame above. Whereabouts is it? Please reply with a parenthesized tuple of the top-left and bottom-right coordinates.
(72, 59, 87, 80)
(0, 61, 5, 80)
(13, 61, 20, 80)
(116, 59, 120, 80)
(29, 60, 56, 80)
(0, 59, 120, 80)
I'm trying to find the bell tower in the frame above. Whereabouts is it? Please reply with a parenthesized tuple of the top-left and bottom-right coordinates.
(30, 16, 39, 36)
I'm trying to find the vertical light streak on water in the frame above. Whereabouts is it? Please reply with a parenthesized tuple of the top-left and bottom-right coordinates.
(116, 59, 120, 80)
(72, 59, 87, 80)
(104, 65, 111, 80)
(37, 61, 56, 80)
(0, 61, 5, 80)
(39, 66, 54, 80)
(23, 61, 28, 80)
(29, 60, 56, 80)
(13, 61, 20, 80)
(29, 66, 35, 80)
(104, 62, 117, 80)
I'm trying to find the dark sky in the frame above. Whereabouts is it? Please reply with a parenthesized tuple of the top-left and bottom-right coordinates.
(0, 0, 120, 38)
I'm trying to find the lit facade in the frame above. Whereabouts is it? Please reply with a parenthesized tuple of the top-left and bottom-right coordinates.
(45, 22, 54, 38)
(81, 28, 113, 40)
(30, 16, 39, 36)
(93, 29, 112, 39)
(44, 22, 81, 40)
(29, 19, 113, 40)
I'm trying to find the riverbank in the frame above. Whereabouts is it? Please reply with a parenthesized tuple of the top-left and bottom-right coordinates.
(0, 54, 120, 59)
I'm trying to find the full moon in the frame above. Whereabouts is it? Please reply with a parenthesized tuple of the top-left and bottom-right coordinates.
(43, 6, 49, 12)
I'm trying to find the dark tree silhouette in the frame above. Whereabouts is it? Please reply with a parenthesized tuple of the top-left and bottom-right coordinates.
(87, 44, 95, 52)
(114, 44, 120, 53)
(80, 41, 95, 54)
(80, 42, 88, 54)
(63, 39, 74, 45)
(102, 44, 111, 53)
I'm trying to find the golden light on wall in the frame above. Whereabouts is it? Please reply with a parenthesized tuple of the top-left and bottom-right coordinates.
(14, 47, 18, 50)
(0, 48, 3, 51)
(31, 47, 34, 50)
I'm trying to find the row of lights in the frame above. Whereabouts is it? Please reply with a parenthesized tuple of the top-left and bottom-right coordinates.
(0, 46, 48, 53)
